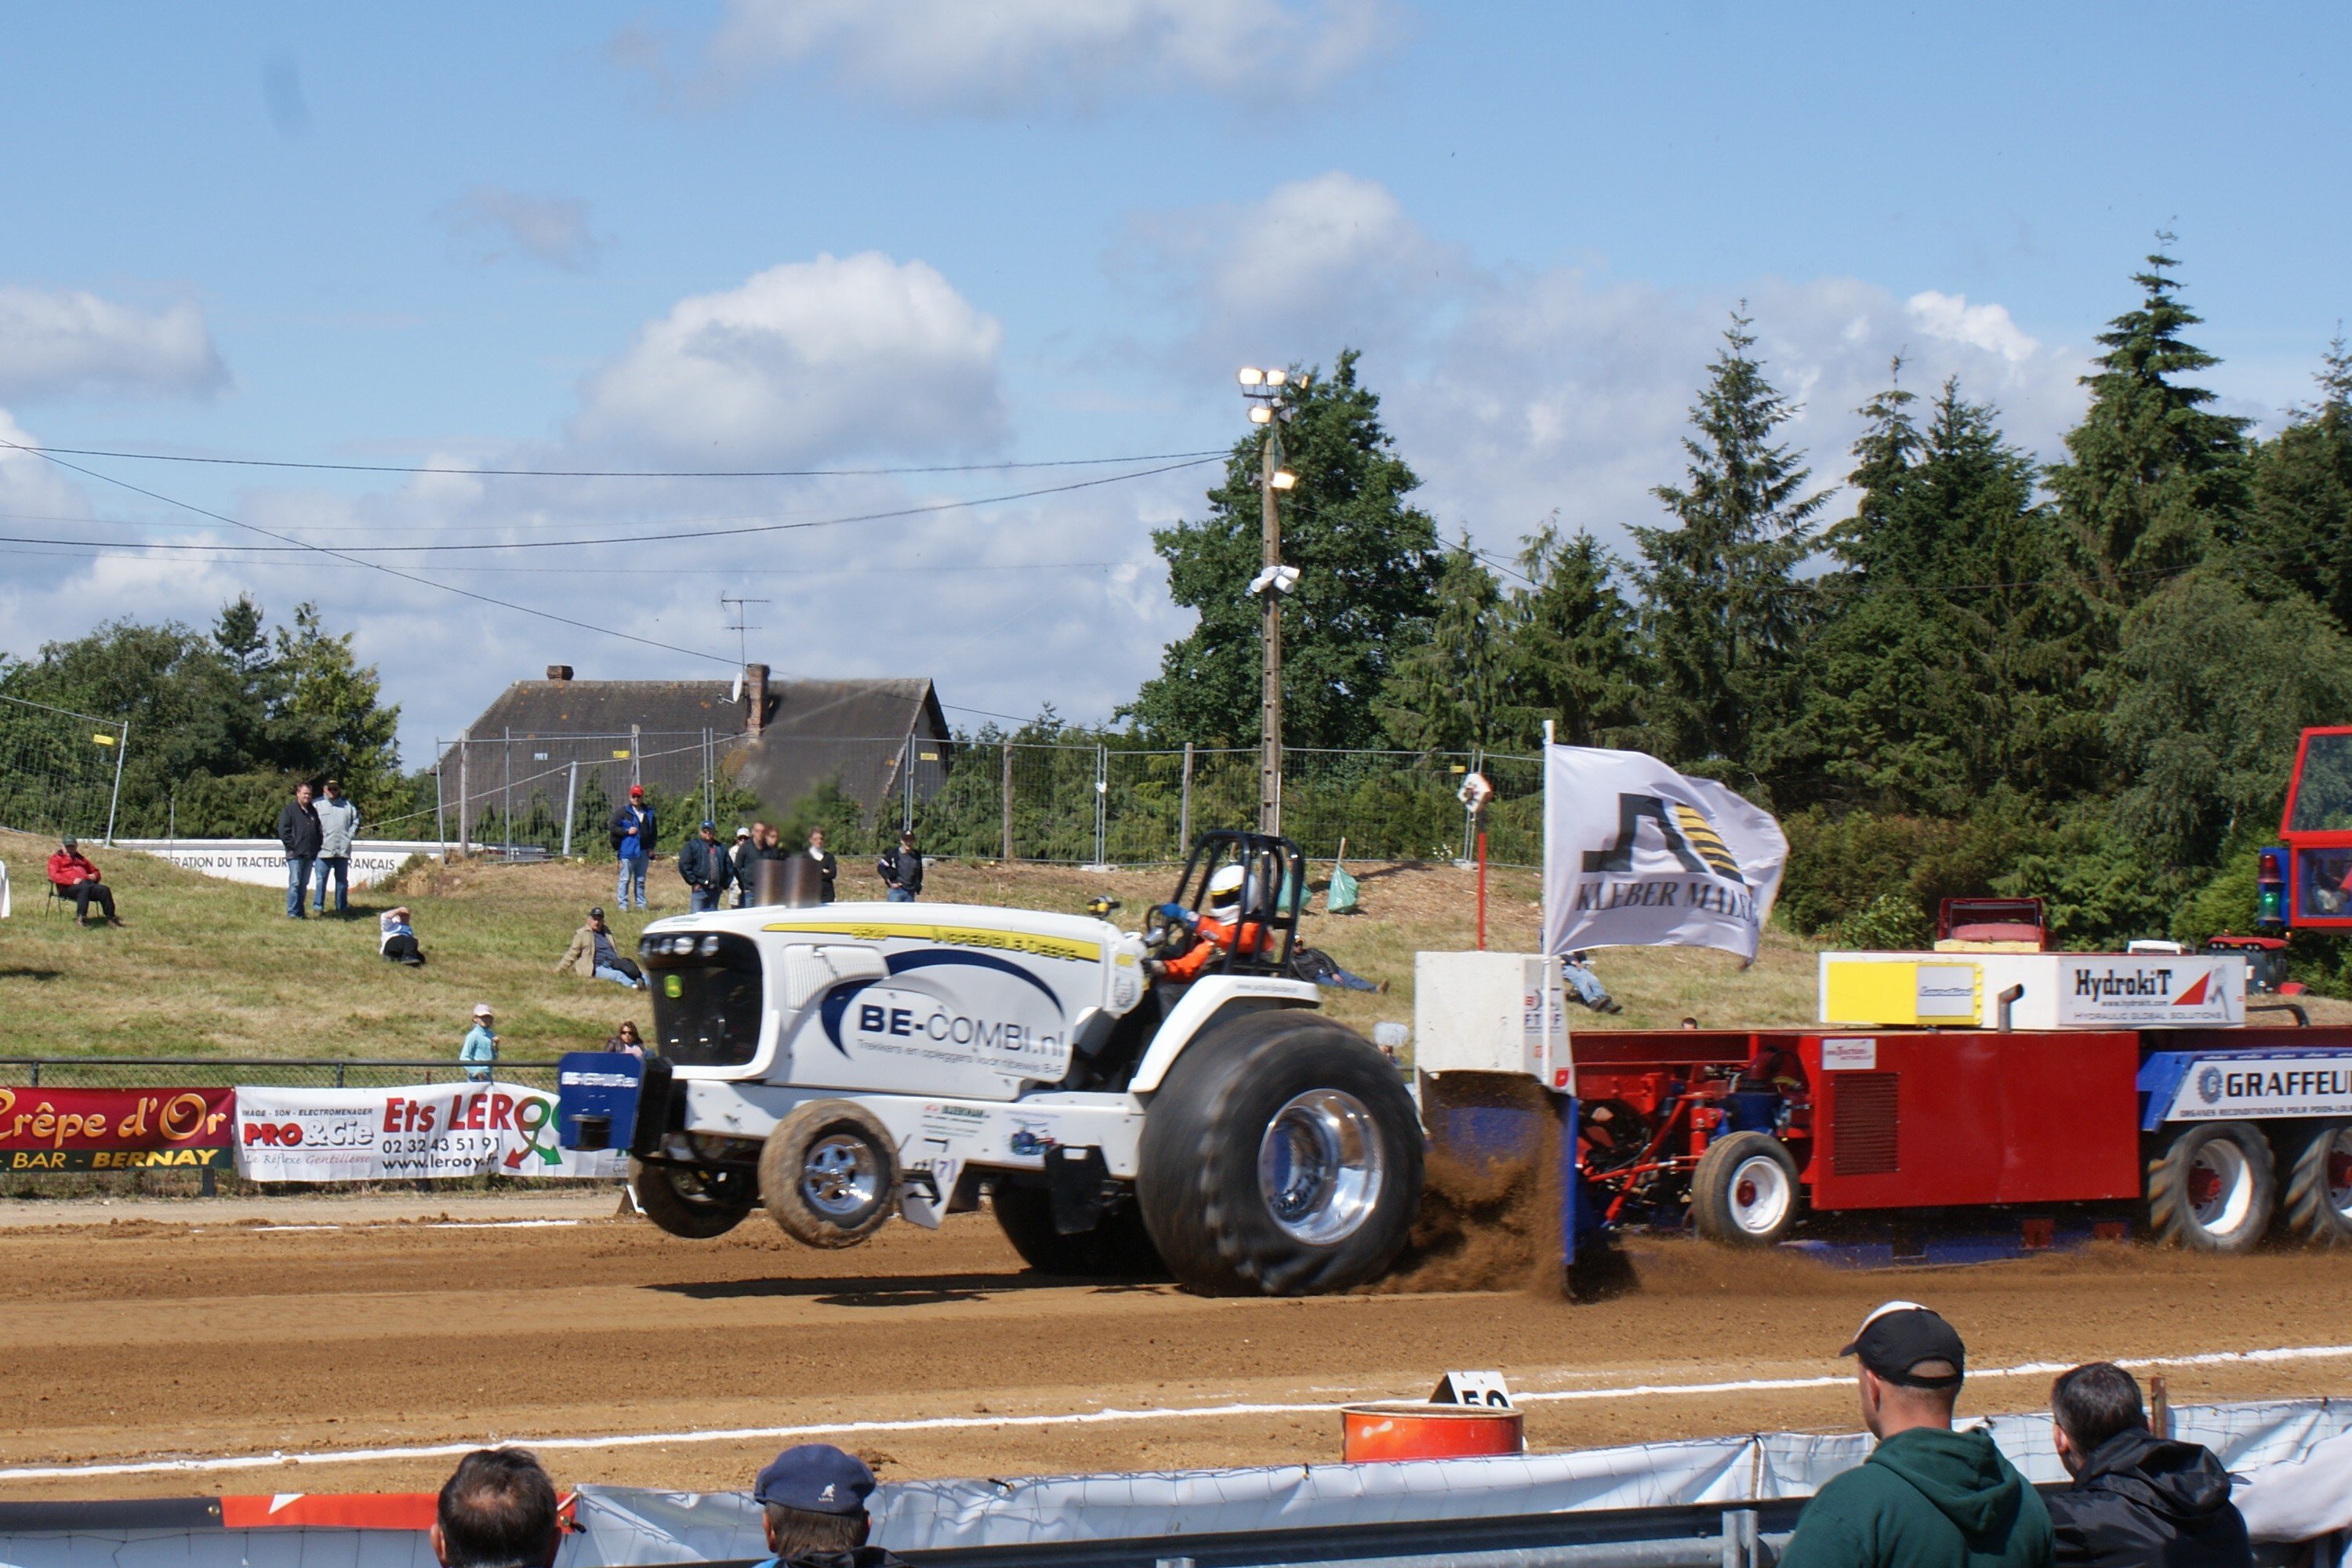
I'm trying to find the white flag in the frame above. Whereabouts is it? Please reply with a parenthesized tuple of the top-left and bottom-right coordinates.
(1541, 745, 1788, 964)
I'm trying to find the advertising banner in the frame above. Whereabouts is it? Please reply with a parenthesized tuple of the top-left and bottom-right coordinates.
(115, 840, 445, 891)
(234, 1081, 625, 1181)
(1542, 745, 1788, 964)
(2156, 1054, 2352, 1123)
(2054, 956, 2245, 1026)
(0, 1087, 235, 1171)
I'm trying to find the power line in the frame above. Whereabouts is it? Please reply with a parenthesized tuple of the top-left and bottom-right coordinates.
(3, 441, 1227, 480)
(0, 543, 1144, 578)
(0, 452, 1219, 554)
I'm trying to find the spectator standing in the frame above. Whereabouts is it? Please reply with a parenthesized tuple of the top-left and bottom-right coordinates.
(2047, 1362, 2249, 1568)
(806, 829, 838, 902)
(46, 837, 122, 927)
(311, 778, 361, 916)
(276, 782, 323, 919)
(1780, 1301, 2050, 1568)
(430, 1448, 561, 1568)
(460, 1004, 498, 1083)
(610, 783, 655, 912)
(730, 826, 756, 907)
(750, 1443, 907, 1568)
(679, 821, 732, 913)
(379, 906, 424, 966)
(558, 906, 644, 989)
(877, 829, 923, 903)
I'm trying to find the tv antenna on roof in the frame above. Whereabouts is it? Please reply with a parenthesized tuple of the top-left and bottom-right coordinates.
(719, 594, 769, 673)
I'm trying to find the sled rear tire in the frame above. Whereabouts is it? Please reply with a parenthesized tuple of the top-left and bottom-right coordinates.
(1138, 1009, 1421, 1297)
(990, 1183, 1167, 1278)
(629, 1157, 754, 1240)
(2148, 1122, 2274, 1254)
(760, 1100, 899, 1249)
(2280, 1120, 2352, 1245)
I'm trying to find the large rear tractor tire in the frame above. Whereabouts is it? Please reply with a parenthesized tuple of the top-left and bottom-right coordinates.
(990, 1183, 1167, 1279)
(1689, 1131, 1801, 1247)
(760, 1100, 900, 1248)
(2149, 1123, 2274, 1253)
(629, 1157, 756, 1240)
(2280, 1120, 2352, 1246)
(1138, 1010, 1422, 1297)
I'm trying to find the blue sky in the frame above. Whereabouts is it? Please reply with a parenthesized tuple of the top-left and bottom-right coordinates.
(3, 2, 2346, 757)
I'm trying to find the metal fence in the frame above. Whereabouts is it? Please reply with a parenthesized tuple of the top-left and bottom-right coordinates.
(0, 692, 129, 843)
(432, 730, 739, 859)
(0, 1058, 563, 1090)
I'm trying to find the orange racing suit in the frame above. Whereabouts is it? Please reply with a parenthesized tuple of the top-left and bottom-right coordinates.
(1158, 909, 1269, 981)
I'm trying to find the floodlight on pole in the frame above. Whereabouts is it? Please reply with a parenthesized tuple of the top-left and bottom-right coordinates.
(1271, 469, 1298, 491)
(1237, 367, 1264, 387)
(1237, 361, 1301, 836)
(1248, 405, 1273, 425)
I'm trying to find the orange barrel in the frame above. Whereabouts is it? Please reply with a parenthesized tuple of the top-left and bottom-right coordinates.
(1341, 1401, 1525, 1462)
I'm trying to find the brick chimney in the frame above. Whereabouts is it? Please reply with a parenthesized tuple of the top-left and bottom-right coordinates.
(744, 663, 769, 735)
(546, 665, 573, 682)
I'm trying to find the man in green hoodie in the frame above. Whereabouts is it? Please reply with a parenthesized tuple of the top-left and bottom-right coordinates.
(1781, 1301, 2053, 1568)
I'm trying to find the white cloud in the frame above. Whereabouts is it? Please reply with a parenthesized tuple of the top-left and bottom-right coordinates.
(438, 187, 603, 273)
(1907, 289, 2041, 364)
(572, 252, 1007, 464)
(0, 409, 96, 522)
(678, 0, 1392, 111)
(0, 286, 227, 403)
(1121, 174, 2090, 558)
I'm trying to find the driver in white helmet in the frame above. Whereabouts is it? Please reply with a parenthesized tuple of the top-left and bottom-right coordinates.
(1145, 862, 1270, 982)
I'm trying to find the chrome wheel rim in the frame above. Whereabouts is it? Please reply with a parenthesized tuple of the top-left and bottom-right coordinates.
(803, 1132, 881, 1219)
(2325, 1130, 2352, 1222)
(1727, 1154, 1792, 1235)
(2189, 1138, 2256, 1236)
(1258, 1089, 1384, 1246)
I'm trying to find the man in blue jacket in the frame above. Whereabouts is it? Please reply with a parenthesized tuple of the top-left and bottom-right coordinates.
(677, 821, 733, 912)
(609, 784, 654, 912)
(1780, 1301, 2052, 1568)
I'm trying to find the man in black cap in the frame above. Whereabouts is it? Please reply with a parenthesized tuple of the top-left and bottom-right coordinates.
(678, 820, 733, 913)
(751, 1444, 906, 1568)
(2046, 1361, 2249, 1567)
(1780, 1301, 2053, 1568)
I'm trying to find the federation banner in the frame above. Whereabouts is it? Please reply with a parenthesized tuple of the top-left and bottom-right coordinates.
(234, 1081, 625, 1182)
(1542, 745, 1788, 964)
(0, 1086, 236, 1171)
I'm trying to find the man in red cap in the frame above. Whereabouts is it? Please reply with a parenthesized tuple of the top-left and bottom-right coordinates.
(1780, 1300, 2052, 1568)
(608, 783, 655, 912)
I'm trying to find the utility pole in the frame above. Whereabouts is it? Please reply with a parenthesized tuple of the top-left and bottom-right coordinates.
(1239, 366, 1301, 836)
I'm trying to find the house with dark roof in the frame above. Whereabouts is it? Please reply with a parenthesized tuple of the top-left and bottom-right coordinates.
(449, 664, 951, 828)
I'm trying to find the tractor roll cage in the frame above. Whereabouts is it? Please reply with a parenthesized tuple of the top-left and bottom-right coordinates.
(1166, 830, 1305, 978)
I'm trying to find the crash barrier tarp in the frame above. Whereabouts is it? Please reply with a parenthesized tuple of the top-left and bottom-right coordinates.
(233, 1081, 626, 1181)
(562, 1397, 2352, 1563)
(3, 1399, 2345, 1568)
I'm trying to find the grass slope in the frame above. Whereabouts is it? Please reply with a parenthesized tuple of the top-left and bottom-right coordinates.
(0, 830, 1820, 1062)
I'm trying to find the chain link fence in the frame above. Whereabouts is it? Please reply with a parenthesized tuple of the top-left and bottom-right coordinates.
(0, 693, 129, 843)
(432, 731, 741, 858)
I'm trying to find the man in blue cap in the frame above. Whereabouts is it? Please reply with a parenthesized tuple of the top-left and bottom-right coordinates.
(1780, 1301, 2052, 1568)
(751, 1443, 906, 1568)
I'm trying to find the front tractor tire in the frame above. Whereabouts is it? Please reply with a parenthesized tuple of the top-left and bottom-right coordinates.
(2149, 1123, 2275, 1254)
(2281, 1120, 2352, 1246)
(1138, 1011, 1422, 1297)
(989, 1183, 1167, 1279)
(1690, 1131, 1801, 1247)
(629, 1157, 756, 1240)
(760, 1100, 901, 1249)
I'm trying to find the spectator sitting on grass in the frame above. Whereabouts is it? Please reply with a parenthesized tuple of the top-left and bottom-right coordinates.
(1561, 951, 1622, 1014)
(1287, 945, 1385, 993)
(1779, 1301, 2050, 1568)
(379, 906, 424, 966)
(606, 1019, 644, 1055)
(752, 1443, 907, 1568)
(46, 836, 122, 927)
(461, 1004, 498, 1083)
(2047, 1361, 2249, 1568)
(558, 906, 644, 990)
(431, 1447, 561, 1568)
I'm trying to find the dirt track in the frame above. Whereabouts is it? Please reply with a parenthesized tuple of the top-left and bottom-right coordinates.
(3, 1196, 2351, 1501)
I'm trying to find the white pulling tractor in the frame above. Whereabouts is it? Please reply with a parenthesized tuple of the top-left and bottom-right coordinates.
(557, 833, 1424, 1296)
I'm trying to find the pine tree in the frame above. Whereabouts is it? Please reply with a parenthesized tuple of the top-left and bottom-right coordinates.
(1123, 350, 1441, 749)
(2241, 334, 2352, 627)
(1496, 521, 1645, 750)
(2045, 238, 2249, 604)
(1633, 310, 1828, 771)
(1375, 539, 1504, 752)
